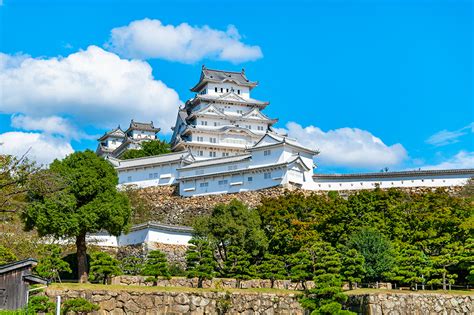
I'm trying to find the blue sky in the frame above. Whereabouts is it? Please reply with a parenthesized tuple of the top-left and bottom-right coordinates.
(0, 0, 472, 173)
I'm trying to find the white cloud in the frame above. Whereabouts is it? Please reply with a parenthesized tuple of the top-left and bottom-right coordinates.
(10, 115, 93, 141)
(106, 19, 263, 63)
(0, 132, 73, 165)
(0, 45, 181, 133)
(420, 151, 474, 170)
(278, 122, 408, 169)
(426, 122, 474, 146)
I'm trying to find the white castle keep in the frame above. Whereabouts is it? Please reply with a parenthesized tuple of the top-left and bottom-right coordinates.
(98, 67, 474, 197)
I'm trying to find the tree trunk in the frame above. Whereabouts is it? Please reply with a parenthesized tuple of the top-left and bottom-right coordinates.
(442, 271, 446, 290)
(76, 232, 88, 283)
(198, 277, 203, 288)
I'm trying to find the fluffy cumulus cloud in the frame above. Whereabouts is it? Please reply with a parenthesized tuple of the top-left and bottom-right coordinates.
(0, 46, 182, 131)
(421, 151, 474, 170)
(10, 114, 92, 141)
(0, 132, 74, 165)
(278, 122, 408, 169)
(106, 19, 263, 63)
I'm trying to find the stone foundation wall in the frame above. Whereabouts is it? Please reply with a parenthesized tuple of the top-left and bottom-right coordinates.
(111, 276, 315, 291)
(135, 185, 462, 225)
(45, 287, 304, 315)
(347, 292, 474, 315)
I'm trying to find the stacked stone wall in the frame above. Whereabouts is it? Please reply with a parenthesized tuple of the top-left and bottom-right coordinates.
(347, 292, 474, 314)
(45, 287, 304, 315)
(45, 287, 474, 315)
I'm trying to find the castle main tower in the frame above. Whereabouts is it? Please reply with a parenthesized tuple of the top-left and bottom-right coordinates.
(170, 66, 278, 159)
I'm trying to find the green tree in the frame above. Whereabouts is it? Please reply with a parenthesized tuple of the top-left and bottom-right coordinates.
(256, 253, 287, 288)
(22, 150, 131, 282)
(430, 242, 463, 290)
(0, 153, 38, 214)
(289, 250, 313, 290)
(0, 245, 17, 265)
(186, 238, 217, 288)
(193, 199, 268, 277)
(62, 298, 99, 314)
(142, 250, 171, 285)
(340, 248, 365, 290)
(88, 251, 122, 284)
(35, 244, 71, 282)
(347, 229, 394, 282)
(119, 256, 145, 275)
(28, 295, 55, 314)
(121, 140, 171, 160)
(388, 245, 431, 289)
(301, 242, 353, 315)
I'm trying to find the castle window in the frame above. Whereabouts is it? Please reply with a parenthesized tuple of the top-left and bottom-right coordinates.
(248, 177, 253, 182)
(264, 172, 271, 179)
(237, 110, 243, 114)
(210, 138, 217, 143)
(226, 88, 229, 92)
(154, 173, 158, 179)
(127, 176, 132, 182)
(237, 89, 240, 94)
(200, 182, 209, 188)
(198, 151, 204, 156)
(264, 150, 271, 156)
(149, 173, 153, 179)
(221, 88, 223, 93)
(257, 126, 264, 131)
(222, 152, 229, 157)
(209, 152, 216, 157)
(218, 180, 228, 185)
(197, 136, 204, 142)
(201, 121, 208, 126)
(228, 165, 238, 170)
(215, 87, 218, 92)
(214, 122, 219, 126)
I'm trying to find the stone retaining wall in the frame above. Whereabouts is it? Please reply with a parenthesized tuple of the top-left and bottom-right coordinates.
(347, 292, 474, 315)
(111, 276, 315, 291)
(136, 185, 463, 225)
(45, 287, 304, 315)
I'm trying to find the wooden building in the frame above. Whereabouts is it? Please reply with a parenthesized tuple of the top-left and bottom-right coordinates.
(0, 258, 47, 310)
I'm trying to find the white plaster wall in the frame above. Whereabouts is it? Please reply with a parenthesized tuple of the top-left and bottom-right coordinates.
(178, 159, 250, 179)
(146, 229, 192, 245)
(130, 130, 155, 140)
(206, 83, 250, 99)
(179, 167, 286, 197)
(311, 174, 471, 191)
(87, 227, 192, 247)
(117, 162, 180, 185)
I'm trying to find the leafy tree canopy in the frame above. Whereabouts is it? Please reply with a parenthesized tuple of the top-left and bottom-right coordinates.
(0, 245, 17, 265)
(120, 140, 171, 160)
(142, 250, 171, 285)
(22, 150, 131, 282)
(89, 251, 122, 284)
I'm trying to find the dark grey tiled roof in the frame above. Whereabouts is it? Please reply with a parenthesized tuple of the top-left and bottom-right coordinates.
(191, 66, 258, 92)
(97, 126, 125, 141)
(126, 120, 161, 133)
(313, 169, 474, 180)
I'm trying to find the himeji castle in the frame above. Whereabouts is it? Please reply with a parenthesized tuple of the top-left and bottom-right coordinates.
(99, 67, 474, 197)
(170, 66, 277, 159)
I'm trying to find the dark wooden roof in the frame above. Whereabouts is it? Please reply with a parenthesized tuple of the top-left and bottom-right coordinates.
(0, 258, 38, 274)
(125, 120, 161, 133)
(191, 66, 258, 92)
